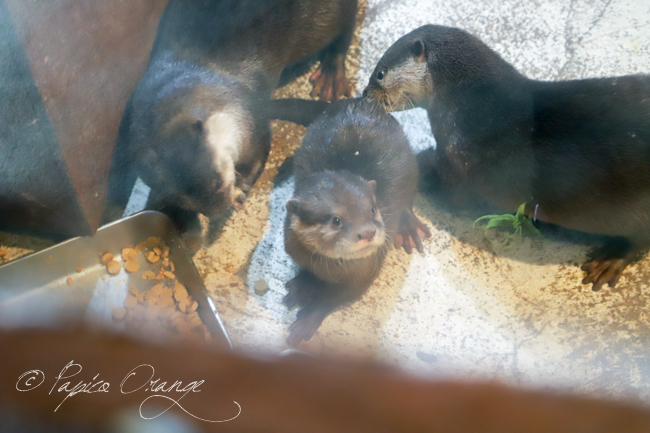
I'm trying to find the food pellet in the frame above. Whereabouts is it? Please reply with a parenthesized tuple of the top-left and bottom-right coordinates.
(146, 251, 160, 263)
(176, 321, 192, 334)
(124, 260, 139, 273)
(133, 304, 145, 319)
(124, 295, 138, 309)
(145, 236, 161, 249)
(101, 253, 114, 265)
(66, 276, 74, 286)
(106, 260, 121, 275)
(112, 307, 127, 322)
(75, 267, 83, 273)
(122, 248, 138, 262)
(174, 285, 188, 302)
(144, 307, 159, 321)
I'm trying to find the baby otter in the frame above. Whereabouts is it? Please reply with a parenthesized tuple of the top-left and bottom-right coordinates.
(105, 0, 357, 226)
(284, 98, 429, 345)
(364, 24, 650, 291)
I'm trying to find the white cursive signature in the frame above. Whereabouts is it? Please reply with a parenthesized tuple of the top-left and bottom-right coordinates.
(120, 364, 241, 422)
(15, 361, 241, 422)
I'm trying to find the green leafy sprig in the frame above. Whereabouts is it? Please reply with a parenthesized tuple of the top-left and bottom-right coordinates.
(473, 203, 541, 238)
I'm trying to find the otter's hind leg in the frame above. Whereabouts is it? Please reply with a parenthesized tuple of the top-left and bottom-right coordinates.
(309, 3, 357, 101)
(581, 237, 649, 291)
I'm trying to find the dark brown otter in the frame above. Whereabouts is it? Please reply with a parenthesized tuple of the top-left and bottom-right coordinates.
(283, 98, 430, 346)
(364, 24, 650, 291)
(104, 0, 357, 228)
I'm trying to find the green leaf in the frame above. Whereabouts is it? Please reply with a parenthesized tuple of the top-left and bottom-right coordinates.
(473, 202, 542, 239)
(516, 202, 526, 217)
(485, 218, 516, 229)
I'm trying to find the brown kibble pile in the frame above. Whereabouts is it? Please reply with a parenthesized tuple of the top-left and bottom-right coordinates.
(118, 280, 211, 342)
(103, 236, 211, 343)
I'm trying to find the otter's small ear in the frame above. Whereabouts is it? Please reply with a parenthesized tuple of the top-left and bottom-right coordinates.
(192, 120, 203, 133)
(286, 198, 301, 216)
(367, 180, 377, 195)
(411, 39, 425, 62)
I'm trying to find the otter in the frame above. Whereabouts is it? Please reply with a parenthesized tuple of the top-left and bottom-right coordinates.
(363, 24, 650, 292)
(283, 98, 430, 346)
(104, 0, 357, 227)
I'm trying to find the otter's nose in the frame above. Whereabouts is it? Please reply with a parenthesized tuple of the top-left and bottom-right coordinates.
(362, 88, 368, 98)
(358, 229, 376, 242)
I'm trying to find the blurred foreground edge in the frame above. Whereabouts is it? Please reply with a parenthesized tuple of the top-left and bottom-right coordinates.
(1, 328, 650, 433)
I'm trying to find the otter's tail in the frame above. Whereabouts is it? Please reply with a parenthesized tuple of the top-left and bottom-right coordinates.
(269, 98, 330, 127)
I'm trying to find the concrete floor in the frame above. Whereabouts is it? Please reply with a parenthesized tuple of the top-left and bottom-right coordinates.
(3, 0, 650, 403)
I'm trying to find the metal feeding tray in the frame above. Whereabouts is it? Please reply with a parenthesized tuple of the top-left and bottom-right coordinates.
(0, 211, 231, 349)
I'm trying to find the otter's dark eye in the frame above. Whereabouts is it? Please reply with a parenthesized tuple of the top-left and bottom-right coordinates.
(371, 206, 376, 215)
(332, 217, 342, 227)
(377, 70, 385, 80)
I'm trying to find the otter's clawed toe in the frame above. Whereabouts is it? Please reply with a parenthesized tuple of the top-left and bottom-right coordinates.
(309, 59, 350, 102)
(581, 239, 638, 291)
(581, 258, 629, 291)
(286, 310, 325, 346)
(396, 209, 431, 254)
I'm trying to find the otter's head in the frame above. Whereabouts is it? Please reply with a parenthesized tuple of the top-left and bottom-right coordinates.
(286, 172, 385, 260)
(364, 25, 504, 111)
(133, 76, 258, 217)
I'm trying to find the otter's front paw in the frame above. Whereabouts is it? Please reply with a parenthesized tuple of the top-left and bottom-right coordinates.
(286, 311, 325, 346)
(309, 57, 351, 102)
(283, 274, 321, 310)
(395, 209, 432, 254)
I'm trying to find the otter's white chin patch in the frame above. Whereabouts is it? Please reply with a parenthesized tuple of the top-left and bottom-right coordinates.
(205, 108, 247, 201)
(330, 231, 386, 259)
